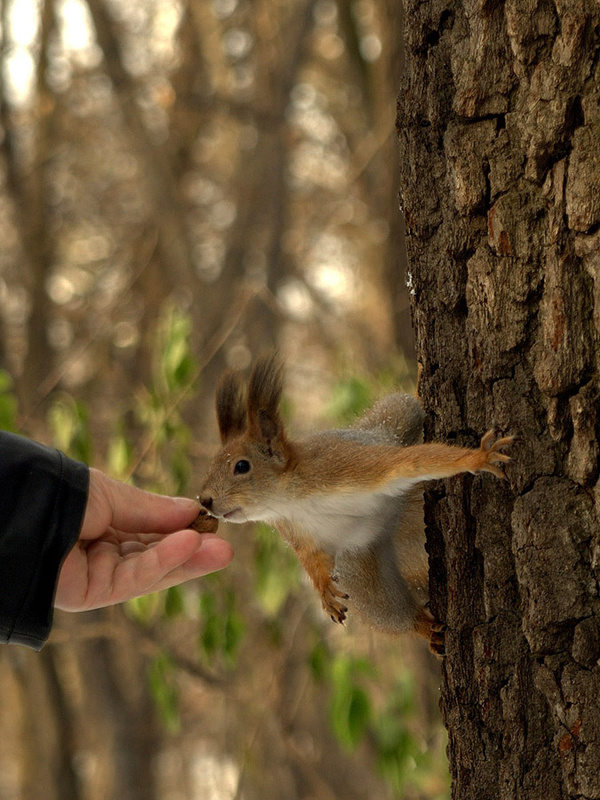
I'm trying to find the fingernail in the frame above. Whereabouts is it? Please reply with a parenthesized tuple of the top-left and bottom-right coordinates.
(173, 496, 199, 509)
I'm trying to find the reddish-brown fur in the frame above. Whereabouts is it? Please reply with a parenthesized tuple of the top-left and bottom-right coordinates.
(200, 355, 512, 656)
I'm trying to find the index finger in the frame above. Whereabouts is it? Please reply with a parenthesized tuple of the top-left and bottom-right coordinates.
(90, 469, 201, 535)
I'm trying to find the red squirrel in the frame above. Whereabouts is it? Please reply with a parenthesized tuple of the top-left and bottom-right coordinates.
(199, 354, 512, 654)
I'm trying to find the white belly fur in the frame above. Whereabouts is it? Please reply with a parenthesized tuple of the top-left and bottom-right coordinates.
(271, 490, 405, 555)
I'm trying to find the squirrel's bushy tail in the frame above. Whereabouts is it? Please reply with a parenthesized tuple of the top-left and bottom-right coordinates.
(353, 393, 424, 447)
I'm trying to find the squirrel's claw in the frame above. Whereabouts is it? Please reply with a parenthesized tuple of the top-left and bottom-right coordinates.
(321, 576, 350, 624)
(330, 574, 350, 600)
(478, 432, 514, 479)
(414, 604, 446, 658)
(428, 627, 446, 658)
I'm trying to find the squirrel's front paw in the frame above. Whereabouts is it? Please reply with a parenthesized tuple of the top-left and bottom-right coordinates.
(321, 575, 349, 624)
(477, 431, 513, 478)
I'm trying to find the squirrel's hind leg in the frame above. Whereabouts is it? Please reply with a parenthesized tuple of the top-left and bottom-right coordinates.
(334, 538, 419, 634)
(414, 604, 446, 657)
(334, 537, 445, 656)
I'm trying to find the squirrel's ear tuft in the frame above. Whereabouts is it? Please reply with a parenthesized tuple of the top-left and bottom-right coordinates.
(247, 353, 286, 451)
(216, 370, 247, 443)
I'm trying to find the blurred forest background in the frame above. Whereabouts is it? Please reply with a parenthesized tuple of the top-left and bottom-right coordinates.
(0, 0, 449, 798)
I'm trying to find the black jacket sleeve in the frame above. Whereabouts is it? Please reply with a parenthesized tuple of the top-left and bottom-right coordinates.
(0, 431, 89, 649)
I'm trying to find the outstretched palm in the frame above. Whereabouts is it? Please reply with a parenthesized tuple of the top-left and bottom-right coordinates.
(55, 469, 234, 611)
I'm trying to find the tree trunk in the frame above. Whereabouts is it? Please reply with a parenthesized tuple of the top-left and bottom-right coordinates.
(397, 2, 600, 798)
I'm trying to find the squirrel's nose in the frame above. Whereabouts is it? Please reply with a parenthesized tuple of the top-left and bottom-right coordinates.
(201, 496, 213, 512)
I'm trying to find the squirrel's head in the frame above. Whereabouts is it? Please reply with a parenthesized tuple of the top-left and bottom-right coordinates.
(199, 354, 296, 523)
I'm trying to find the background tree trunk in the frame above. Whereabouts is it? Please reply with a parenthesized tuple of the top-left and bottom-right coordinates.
(397, 1, 600, 798)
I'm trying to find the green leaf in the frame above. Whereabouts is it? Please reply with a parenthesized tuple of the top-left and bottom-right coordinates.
(375, 728, 416, 795)
(148, 654, 180, 733)
(253, 523, 299, 617)
(198, 591, 222, 660)
(199, 614, 220, 659)
(331, 654, 374, 683)
(326, 376, 373, 424)
(164, 586, 185, 618)
(106, 433, 132, 479)
(47, 395, 93, 462)
(223, 607, 245, 664)
(308, 640, 331, 682)
(198, 589, 246, 667)
(0, 370, 13, 393)
(370, 674, 422, 796)
(329, 655, 374, 750)
(170, 447, 190, 495)
(126, 592, 161, 625)
(0, 395, 17, 432)
(331, 684, 371, 750)
(157, 307, 197, 393)
(0, 369, 17, 432)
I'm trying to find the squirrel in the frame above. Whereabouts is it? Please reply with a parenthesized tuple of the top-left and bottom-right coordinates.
(199, 354, 512, 655)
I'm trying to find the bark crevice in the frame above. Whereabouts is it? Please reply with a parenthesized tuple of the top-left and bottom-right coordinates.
(398, 1, 600, 797)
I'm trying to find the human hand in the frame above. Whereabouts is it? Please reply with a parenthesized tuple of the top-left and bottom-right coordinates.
(55, 468, 234, 611)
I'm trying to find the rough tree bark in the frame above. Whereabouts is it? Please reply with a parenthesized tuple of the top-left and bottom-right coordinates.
(397, 2, 600, 799)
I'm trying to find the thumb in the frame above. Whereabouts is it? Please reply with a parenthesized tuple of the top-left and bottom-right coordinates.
(82, 469, 201, 539)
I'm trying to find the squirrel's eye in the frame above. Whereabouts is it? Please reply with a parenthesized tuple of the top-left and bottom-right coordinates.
(233, 459, 251, 475)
